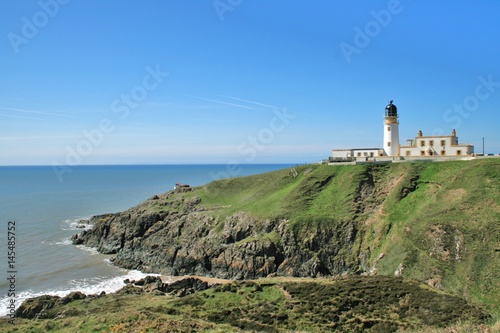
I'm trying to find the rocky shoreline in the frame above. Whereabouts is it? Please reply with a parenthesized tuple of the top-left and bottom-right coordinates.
(71, 190, 359, 280)
(15, 276, 216, 319)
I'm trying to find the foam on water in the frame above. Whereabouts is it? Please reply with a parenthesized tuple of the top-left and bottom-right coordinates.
(75, 244, 100, 255)
(0, 269, 160, 317)
(61, 217, 93, 231)
(42, 238, 73, 246)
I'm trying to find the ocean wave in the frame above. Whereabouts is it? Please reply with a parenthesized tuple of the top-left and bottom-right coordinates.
(42, 238, 73, 246)
(0, 270, 161, 318)
(75, 244, 100, 255)
(61, 217, 94, 231)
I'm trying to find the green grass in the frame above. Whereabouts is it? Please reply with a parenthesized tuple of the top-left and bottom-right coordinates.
(194, 159, 499, 312)
(165, 160, 499, 312)
(2, 276, 493, 333)
(7, 159, 498, 332)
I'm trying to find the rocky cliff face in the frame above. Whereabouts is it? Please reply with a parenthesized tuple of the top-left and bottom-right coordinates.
(72, 160, 500, 311)
(72, 189, 359, 279)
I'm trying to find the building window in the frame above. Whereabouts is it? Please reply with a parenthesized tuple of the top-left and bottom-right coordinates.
(370, 152, 374, 157)
(457, 150, 462, 156)
(420, 151, 425, 156)
(387, 142, 391, 147)
(429, 151, 434, 156)
(387, 126, 391, 131)
(429, 140, 434, 146)
(420, 140, 425, 147)
(357, 152, 361, 157)
(441, 150, 446, 156)
(440, 140, 446, 146)
(406, 151, 411, 157)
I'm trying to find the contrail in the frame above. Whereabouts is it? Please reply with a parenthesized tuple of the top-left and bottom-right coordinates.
(0, 135, 80, 141)
(0, 113, 40, 120)
(0, 107, 74, 118)
(217, 94, 281, 110)
(217, 94, 311, 116)
(178, 94, 256, 110)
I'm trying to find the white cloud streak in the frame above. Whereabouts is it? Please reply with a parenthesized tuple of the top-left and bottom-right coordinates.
(0, 107, 74, 118)
(0, 135, 81, 141)
(175, 94, 256, 110)
(0, 113, 41, 120)
(218, 94, 281, 110)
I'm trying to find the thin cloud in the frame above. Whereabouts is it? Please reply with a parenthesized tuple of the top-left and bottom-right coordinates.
(0, 108, 74, 118)
(175, 93, 256, 110)
(0, 135, 81, 141)
(218, 94, 281, 110)
(0, 113, 41, 120)
(217, 94, 311, 116)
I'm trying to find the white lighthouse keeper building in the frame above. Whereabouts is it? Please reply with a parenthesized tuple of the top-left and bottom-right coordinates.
(383, 100, 400, 156)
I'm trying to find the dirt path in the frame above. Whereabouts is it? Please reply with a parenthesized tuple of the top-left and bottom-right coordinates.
(161, 275, 232, 285)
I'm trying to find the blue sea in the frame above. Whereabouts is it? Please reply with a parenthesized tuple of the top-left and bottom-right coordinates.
(0, 164, 293, 316)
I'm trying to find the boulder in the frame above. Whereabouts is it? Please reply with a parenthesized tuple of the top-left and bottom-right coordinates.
(15, 295, 61, 319)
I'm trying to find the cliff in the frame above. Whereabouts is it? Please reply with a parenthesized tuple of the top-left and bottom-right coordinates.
(72, 159, 500, 311)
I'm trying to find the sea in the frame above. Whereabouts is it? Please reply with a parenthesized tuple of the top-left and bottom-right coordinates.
(0, 164, 293, 317)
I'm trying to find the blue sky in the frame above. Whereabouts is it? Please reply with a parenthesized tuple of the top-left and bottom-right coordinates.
(1, 0, 499, 165)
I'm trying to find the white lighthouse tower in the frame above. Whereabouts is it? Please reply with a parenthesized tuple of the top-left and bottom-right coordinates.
(383, 100, 400, 156)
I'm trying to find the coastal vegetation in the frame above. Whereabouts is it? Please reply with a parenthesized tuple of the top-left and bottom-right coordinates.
(3, 158, 499, 332)
(4, 276, 494, 332)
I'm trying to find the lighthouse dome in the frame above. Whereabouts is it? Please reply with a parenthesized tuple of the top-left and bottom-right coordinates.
(385, 100, 397, 117)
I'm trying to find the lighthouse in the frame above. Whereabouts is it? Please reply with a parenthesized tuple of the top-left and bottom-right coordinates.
(383, 100, 400, 156)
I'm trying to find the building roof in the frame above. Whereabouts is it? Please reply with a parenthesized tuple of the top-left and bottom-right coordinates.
(332, 148, 383, 151)
(385, 100, 397, 117)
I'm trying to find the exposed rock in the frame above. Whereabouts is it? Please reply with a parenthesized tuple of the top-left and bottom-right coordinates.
(161, 277, 210, 297)
(15, 295, 61, 319)
(60, 291, 86, 304)
(124, 276, 210, 297)
(16, 291, 90, 319)
(394, 263, 404, 277)
(132, 275, 162, 286)
(115, 284, 144, 295)
(72, 189, 362, 280)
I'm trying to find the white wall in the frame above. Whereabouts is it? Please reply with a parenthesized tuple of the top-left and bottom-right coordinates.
(400, 136, 473, 157)
(383, 122, 400, 156)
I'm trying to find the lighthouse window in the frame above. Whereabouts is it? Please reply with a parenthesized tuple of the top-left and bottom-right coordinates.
(387, 142, 391, 147)
(387, 126, 391, 131)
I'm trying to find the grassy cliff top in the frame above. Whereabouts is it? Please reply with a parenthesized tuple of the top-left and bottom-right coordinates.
(194, 159, 499, 228)
(189, 159, 499, 310)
